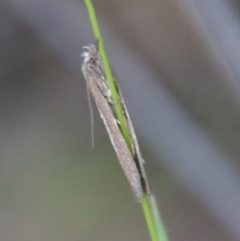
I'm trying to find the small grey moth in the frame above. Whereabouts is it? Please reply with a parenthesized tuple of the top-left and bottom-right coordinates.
(81, 45, 149, 200)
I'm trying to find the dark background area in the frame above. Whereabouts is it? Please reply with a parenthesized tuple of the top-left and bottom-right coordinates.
(1, 0, 240, 240)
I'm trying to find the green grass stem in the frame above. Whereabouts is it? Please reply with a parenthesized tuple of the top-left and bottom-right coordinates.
(83, 1, 168, 241)
(84, 0, 132, 151)
(142, 194, 169, 241)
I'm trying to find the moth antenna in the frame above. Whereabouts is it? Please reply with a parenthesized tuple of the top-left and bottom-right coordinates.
(86, 83, 95, 149)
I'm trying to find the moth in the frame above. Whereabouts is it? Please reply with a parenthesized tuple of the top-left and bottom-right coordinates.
(81, 45, 149, 201)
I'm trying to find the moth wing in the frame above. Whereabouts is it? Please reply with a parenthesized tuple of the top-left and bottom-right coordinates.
(82, 65, 142, 200)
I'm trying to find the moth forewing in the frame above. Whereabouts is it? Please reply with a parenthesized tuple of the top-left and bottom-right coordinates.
(117, 89, 150, 194)
(82, 47, 142, 200)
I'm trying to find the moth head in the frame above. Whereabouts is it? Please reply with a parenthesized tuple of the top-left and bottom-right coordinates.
(81, 44, 100, 65)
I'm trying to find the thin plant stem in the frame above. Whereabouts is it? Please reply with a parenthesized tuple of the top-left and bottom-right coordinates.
(83, 1, 168, 241)
(84, 0, 132, 151)
(142, 194, 159, 241)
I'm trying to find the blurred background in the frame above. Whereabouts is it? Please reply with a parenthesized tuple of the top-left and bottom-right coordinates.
(1, 0, 240, 240)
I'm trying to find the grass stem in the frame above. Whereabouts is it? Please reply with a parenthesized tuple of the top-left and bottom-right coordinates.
(83, 1, 168, 241)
